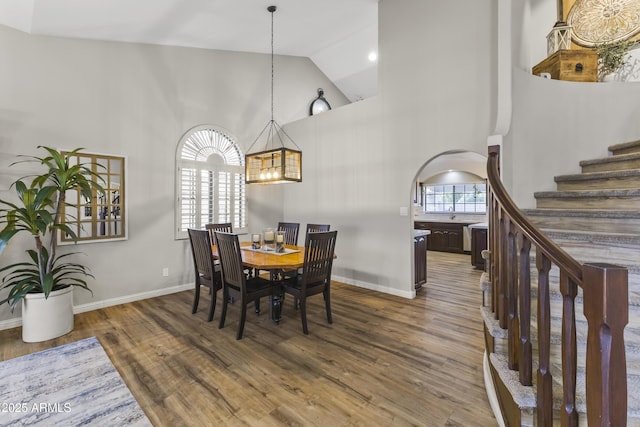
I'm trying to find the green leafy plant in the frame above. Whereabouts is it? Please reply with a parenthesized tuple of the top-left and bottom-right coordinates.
(593, 38, 638, 78)
(0, 146, 104, 311)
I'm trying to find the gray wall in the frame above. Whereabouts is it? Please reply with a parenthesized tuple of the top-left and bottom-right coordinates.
(0, 24, 348, 324)
(283, 0, 495, 297)
(4, 0, 636, 327)
(505, 0, 640, 207)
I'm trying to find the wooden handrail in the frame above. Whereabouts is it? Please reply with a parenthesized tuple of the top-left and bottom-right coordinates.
(487, 145, 582, 283)
(486, 144, 628, 426)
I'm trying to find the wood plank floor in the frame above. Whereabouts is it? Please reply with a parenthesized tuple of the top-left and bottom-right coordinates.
(0, 251, 496, 426)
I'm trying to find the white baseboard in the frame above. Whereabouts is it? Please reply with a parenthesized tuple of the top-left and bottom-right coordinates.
(0, 278, 412, 332)
(332, 275, 415, 299)
(0, 283, 194, 332)
(484, 351, 506, 427)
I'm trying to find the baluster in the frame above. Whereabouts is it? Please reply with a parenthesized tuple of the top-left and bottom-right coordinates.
(536, 252, 553, 426)
(560, 271, 578, 427)
(507, 219, 519, 370)
(491, 196, 499, 316)
(518, 233, 532, 386)
(498, 209, 508, 329)
(583, 263, 628, 427)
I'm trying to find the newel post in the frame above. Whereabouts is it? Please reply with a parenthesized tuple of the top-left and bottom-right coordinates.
(582, 263, 628, 427)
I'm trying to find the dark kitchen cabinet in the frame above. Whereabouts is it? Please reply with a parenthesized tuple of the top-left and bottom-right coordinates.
(414, 233, 427, 289)
(471, 227, 488, 269)
(415, 221, 464, 253)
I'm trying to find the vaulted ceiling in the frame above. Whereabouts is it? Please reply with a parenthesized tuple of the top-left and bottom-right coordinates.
(0, 0, 379, 102)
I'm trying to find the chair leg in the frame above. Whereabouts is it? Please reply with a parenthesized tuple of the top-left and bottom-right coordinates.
(299, 297, 309, 335)
(237, 300, 247, 340)
(255, 298, 261, 314)
(293, 296, 299, 310)
(192, 285, 200, 314)
(219, 287, 229, 329)
(207, 287, 217, 322)
(324, 289, 332, 324)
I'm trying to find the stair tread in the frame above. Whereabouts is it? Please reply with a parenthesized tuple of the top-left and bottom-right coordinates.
(535, 188, 640, 198)
(524, 208, 640, 219)
(489, 352, 640, 415)
(609, 139, 640, 154)
(580, 151, 640, 166)
(555, 168, 640, 182)
(543, 229, 640, 242)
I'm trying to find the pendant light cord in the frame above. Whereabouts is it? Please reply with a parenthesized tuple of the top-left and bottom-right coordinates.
(270, 6, 275, 124)
(245, 5, 301, 154)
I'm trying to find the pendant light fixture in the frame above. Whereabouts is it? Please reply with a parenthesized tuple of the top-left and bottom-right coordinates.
(245, 5, 302, 184)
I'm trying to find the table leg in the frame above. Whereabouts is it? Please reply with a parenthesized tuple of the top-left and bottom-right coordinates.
(269, 270, 284, 324)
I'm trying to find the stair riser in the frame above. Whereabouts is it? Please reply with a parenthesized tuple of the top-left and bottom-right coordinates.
(557, 175, 640, 191)
(582, 158, 640, 173)
(536, 196, 640, 210)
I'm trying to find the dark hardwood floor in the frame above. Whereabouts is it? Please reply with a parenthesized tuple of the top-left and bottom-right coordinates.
(0, 251, 496, 426)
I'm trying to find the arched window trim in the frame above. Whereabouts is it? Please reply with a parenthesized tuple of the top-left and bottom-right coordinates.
(175, 124, 247, 239)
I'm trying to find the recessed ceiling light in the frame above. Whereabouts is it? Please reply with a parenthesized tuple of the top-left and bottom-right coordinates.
(368, 51, 378, 62)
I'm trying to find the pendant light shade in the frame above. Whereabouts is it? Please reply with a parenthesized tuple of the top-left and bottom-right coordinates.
(245, 5, 302, 184)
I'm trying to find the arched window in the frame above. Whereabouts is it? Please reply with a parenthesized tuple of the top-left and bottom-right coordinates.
(176, 125, 246, 239)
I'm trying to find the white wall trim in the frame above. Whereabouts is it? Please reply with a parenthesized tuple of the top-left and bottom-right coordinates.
(0, 283, 194, 332)
(484, 351, 507, 427)
(332, 275, 414, 299)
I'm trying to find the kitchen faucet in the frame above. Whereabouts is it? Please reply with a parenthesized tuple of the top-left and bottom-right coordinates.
(448, 206, 456, 220)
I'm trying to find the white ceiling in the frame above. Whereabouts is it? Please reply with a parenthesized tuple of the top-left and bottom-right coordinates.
(0, 0, 379, 102)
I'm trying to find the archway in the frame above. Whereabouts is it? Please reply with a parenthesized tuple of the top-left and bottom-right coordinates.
(410, 150, 488, 291)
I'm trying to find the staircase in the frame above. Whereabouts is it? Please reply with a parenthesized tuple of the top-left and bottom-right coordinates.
(483, 141, 640, 426)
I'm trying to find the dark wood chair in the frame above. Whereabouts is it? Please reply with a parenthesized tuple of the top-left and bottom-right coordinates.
(215, 231, 278, 340)
(277, 222, 300, 246)
(206, 222, 233, 243)
(286, 224, 332, 310)
(306, 223, 330, 233)
(187, 229, 222, 322)
(282, 230, 337, 334)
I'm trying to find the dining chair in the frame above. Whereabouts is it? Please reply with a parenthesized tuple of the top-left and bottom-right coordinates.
(187, 229, 222, 322)
(282, 230, 337, 335)
(277, 222, 300, 246)
(285, 224, 332, 311)
(215, 231, 278, 340)
(306, 223, 330, 233)
(205, 222, 233, 243)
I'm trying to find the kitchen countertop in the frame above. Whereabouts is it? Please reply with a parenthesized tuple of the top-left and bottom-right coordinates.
(414, 229, 431, 237)
(414, 215, 487, 225)
(468, 222, 488, 229)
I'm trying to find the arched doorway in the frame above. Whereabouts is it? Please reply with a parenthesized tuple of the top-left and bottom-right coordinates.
(411, 150, 488, 290)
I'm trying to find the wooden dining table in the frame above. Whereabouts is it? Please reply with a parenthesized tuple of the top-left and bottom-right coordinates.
(211, 242, 306, 323)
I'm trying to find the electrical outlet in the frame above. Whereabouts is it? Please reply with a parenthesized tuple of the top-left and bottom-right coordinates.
(162, 267, 169, 277)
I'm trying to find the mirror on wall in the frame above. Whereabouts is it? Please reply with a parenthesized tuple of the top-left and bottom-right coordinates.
(61, 152, 126, 243)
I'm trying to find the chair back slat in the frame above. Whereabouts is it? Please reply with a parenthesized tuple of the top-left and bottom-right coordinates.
(306, 223, 330, 233)
(214, 231, 245, 291)
(206, 223, 233, 242)
(301, 231, 337, 288)
(277, 222, 300, 246)
(188, 229, 215, 280)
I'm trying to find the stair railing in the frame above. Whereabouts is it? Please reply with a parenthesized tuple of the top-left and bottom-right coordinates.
(487, 145, 628, 426)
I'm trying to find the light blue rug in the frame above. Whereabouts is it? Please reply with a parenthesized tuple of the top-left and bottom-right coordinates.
(0, 336, 151, 426)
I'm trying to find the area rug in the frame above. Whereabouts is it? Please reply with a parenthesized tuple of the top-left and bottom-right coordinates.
(0, 336, 151, 426)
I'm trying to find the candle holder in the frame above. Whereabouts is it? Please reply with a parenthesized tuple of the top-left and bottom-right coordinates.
(251, 233, 262, 249)
(276, 230, 285, 253)
(263, 228, 276, 251)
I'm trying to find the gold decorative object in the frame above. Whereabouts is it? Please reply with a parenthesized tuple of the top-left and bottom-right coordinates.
(567, 0, 640, 46)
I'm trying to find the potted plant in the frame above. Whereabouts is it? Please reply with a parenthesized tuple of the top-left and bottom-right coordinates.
(593, 38, 638, 81)
(0, 146, 103, 342)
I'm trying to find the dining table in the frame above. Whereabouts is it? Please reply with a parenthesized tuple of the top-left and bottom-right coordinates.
(211, 241, 307, 323)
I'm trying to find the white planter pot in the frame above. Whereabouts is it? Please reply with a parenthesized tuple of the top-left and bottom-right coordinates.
(21, 287, 74, 342)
